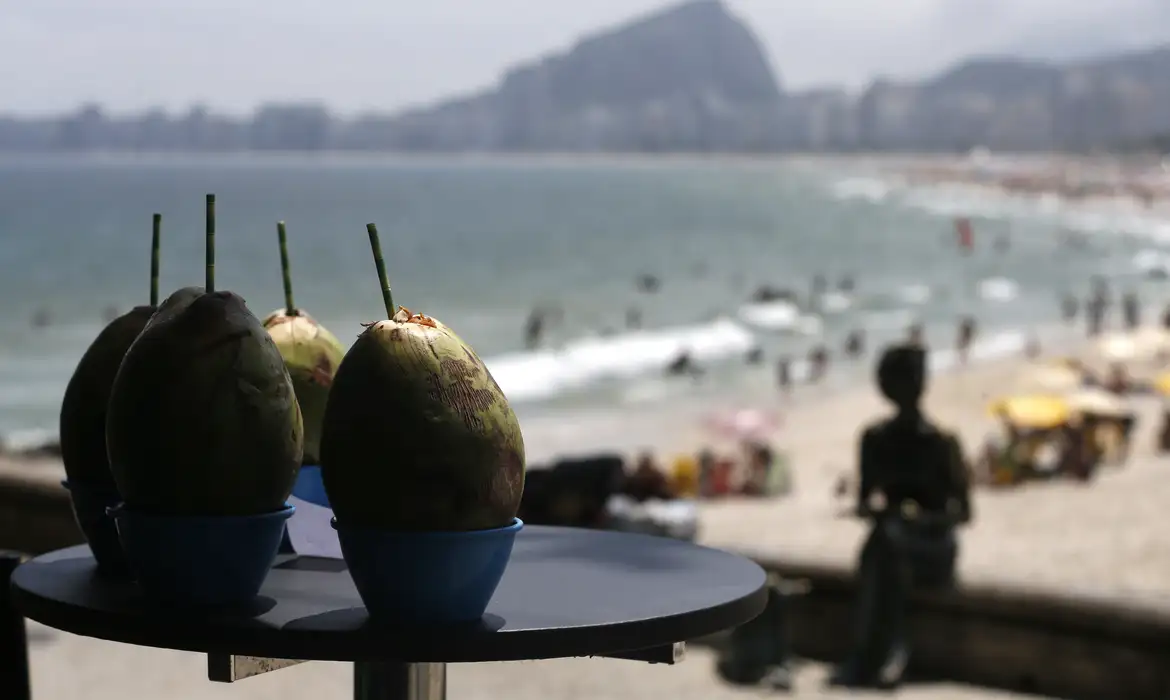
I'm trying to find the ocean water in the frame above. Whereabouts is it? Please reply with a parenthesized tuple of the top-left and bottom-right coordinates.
(1, 153, 1168, 447)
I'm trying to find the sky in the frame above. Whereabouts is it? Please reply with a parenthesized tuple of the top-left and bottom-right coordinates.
(3, 0, 1170, 117)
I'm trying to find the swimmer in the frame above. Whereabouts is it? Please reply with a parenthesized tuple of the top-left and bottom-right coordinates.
(1060, 294, 1078, 323)
(1122, 292, 1140, 331)
(776, 355, 792, 394)
(844, 329, 865, 360)
(524, 308, 545, 350)
(956, 315, 977, 366)
(807, 345, 829, 383)
(30, 309, 51, 329)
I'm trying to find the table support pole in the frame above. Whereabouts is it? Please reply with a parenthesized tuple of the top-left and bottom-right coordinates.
(354, 662, 446, 700)
(0, 551, 31, 700)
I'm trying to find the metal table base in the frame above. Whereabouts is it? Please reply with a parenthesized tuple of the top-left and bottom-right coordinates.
(208, 645, 684, 700)
(354, 662, 447, 700)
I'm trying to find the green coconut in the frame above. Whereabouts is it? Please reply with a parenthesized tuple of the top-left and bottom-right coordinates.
(105, 195, 303, 516)
(319, 223, 525, 531)
(262, 310, 345, 465)
(260, 221, 346, 465)
(60, 213, 164, 493)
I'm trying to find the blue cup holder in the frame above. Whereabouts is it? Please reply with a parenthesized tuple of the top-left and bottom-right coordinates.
(291, 465, 330, 507)
(334, 517, 522, 624)
(110, 503, 295, 608)
(61, 480, 130, 578)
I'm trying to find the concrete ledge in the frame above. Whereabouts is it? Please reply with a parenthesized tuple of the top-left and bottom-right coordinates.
(738, 550, 1170, 700)
(0, 463, 82, 556)
(1, 468, 1168, 699)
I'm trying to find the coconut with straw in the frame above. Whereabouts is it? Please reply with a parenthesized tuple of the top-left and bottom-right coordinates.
(60, 213, 164, 494)
(106, 194, 303, 516)
(320, 223, 525, 531)
(261, 221, 345, 466)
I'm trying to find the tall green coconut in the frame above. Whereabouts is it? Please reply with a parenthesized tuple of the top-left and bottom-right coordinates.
(60, 214, 164, 494)
(320, 223, 525, 532)
(261, 221, 345, 466)
(105, 195, 303, 516)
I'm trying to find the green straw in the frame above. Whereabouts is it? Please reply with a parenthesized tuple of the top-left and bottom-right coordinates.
(150, 213, 161, 306)
(276, 221, 297, 315)
(205, 194, 216, 293)
(365, 223, 396, 318)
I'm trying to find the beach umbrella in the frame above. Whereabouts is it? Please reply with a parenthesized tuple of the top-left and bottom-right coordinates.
(704, 407, 782, 440)
(986, 394, 1070, 430)
(1064, 388, 1131, 418)
(1155, 372, 1170, 396)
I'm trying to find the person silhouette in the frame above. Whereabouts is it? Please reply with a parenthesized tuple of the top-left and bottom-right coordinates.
(830, 343, 972, 690)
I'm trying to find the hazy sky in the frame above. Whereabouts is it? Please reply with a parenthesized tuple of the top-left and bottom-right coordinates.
(3, 0, 1169, 116)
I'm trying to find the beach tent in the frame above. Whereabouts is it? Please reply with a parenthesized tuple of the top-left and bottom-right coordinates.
(986, 394, 1070, 430)
(1022, 362, 1083, 393)
(1064, 388, 1131, 418)
(1098, 328, 1170, 361)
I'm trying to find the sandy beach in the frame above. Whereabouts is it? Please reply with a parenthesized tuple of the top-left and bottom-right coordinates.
(521, 326, 1170, 596)
(11, 324, 1170, 699)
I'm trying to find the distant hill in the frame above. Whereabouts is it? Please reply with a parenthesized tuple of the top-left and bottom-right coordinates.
(839, 46, 1170, 152)
(340, 0, 786, 153)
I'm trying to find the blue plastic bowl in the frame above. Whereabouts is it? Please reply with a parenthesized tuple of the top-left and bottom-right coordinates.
(61, 480, 130, 578)
(110, 503, 295, 608)
(291, 465, 331, 507)
(334, 517, 522, 624)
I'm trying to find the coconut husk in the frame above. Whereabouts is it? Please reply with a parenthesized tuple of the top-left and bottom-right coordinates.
(59, 305, 155, 492)
(106, 287, 303, 516)
(262, 309, 345, 465)
(320, 308, 525, 531)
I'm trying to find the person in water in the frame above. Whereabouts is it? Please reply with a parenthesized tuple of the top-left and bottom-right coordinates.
(844, 329, 866, 360)
(1061, 294, 1079, 324)
(807, 345, 829, 383)
(808, 274, 828, 312)
(524, 309, 545, 350)
(30, 308, 51, 329)
(956, 315, 977, 365)
(1122, 291, 1141, 331)
(1086, 277, 1110, 337)
(831, 344, 972, 689)
(775, 356, 792, 395)
(666, 350, 703, 378)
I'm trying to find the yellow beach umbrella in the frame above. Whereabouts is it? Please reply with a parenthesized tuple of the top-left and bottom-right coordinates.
(1155, 372, 1170, 396)
(986, 394, 1070, 430)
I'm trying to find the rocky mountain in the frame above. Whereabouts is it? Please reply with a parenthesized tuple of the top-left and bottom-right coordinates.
(340, 0, 785, 153)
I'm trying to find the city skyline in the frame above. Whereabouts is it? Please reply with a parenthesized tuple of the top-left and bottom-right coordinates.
(4, 0, 1170, 117)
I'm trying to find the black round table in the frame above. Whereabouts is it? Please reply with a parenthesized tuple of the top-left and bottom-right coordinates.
(10, 526, 766, 700)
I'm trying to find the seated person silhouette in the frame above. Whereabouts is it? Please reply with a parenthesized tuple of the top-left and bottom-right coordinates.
(830, 343, 973, 689)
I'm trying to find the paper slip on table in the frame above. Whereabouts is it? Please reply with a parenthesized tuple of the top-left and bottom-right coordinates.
(9, 525, 768, 700)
